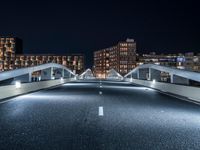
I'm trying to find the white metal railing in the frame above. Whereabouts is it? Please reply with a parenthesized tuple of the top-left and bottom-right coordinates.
(0, 63, 75, 82)
(125, 64, 200, 83)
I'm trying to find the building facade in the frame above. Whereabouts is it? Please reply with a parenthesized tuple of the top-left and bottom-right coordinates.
(137, 52, 200, 72)
(15, 54, 85, 74)
(184, 52, 200, 72)
(94, 39, 137, 78)
(0, 37, 23, 71)
(0, 36, 85, 74)
(93, 49, 110, 78)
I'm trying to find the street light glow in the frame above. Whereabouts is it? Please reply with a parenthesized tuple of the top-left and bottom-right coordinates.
(60, 77, 64, 83)
(15, 81, 21, 89)
(152, 79, 156, 84)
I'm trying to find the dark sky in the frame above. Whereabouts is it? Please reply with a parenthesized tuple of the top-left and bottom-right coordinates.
(1, 0, 200, 67)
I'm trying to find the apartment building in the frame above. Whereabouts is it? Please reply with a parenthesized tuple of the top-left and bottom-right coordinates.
(15, 54, 85, 74)
(94, 39, 137, 78)
(0, 37, 23, 71)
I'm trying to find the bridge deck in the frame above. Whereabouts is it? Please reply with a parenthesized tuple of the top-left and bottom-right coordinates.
(0, 80, 200, 149)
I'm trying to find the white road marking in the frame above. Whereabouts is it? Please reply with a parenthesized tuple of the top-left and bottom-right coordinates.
(99, 106, 104, 116)
(99, 91, 102, 95)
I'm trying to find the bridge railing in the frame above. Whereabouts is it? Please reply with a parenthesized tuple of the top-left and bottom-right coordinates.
(0, 63, 76, 100)
(78, 68, 95, 80)
(124, 64, 200, 102)
(0, 63, 75, 84)
(106, 69, 123, 81)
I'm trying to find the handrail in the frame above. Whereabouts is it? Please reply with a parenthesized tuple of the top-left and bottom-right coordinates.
(0, 63, 75, 81)
(124, 64, 200, 83)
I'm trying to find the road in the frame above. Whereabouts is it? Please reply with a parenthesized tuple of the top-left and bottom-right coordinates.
(0, 80, 200, 150)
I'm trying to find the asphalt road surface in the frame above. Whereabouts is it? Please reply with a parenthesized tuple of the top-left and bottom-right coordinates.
(0, 80, 200, 150)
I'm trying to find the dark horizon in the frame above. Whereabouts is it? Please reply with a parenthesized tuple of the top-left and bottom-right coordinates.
(1, 0, 200, 68)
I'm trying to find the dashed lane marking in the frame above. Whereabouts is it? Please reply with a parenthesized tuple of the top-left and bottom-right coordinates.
(99, 106, 104, 116)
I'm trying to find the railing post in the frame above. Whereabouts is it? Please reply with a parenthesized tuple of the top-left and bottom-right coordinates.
(170, 74, 174, 83)
(148, 68, 151, 80)
(137, 70, 140, 79)
(62, 69, 64, 78)
(29, 72, 32, 82)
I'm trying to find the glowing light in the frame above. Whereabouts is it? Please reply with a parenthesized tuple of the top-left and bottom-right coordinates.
(51, 76, 55, 80)
(15, 81, 21, 89)
(152, 79, 156, 84)
(60, 77, 64, 83)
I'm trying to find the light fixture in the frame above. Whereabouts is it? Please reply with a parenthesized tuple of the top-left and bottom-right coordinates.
(152, 79, 156, 84)
(60, 77, 64, 82)
(15, 81, 21, 89)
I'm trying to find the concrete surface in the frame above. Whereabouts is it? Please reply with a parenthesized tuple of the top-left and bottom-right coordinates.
(125, 78, 200, 102)
(0, 80, 200, 150)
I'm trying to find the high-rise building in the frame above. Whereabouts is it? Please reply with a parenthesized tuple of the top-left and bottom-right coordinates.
(0, 37, 23, 71)
(94, 39, 136, 78)
(112, 39, 137, 75)
(94, 49, 110, 78)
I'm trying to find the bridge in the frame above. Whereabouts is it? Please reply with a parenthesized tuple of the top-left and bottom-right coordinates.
(0, 63, 200, 149)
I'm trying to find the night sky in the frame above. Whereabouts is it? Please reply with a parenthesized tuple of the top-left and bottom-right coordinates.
(1, 0, 200, 67)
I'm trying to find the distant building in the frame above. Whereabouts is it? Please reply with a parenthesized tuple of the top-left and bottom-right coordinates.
(15, 54, 85, 74)
(94, 39, 137, 78)
(137, 52, 200, 72)
(184, 52, 200, 72)
(0, 36, 85, 74)
(0, 37, 23, 71)
(93, 49, 110, 78)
